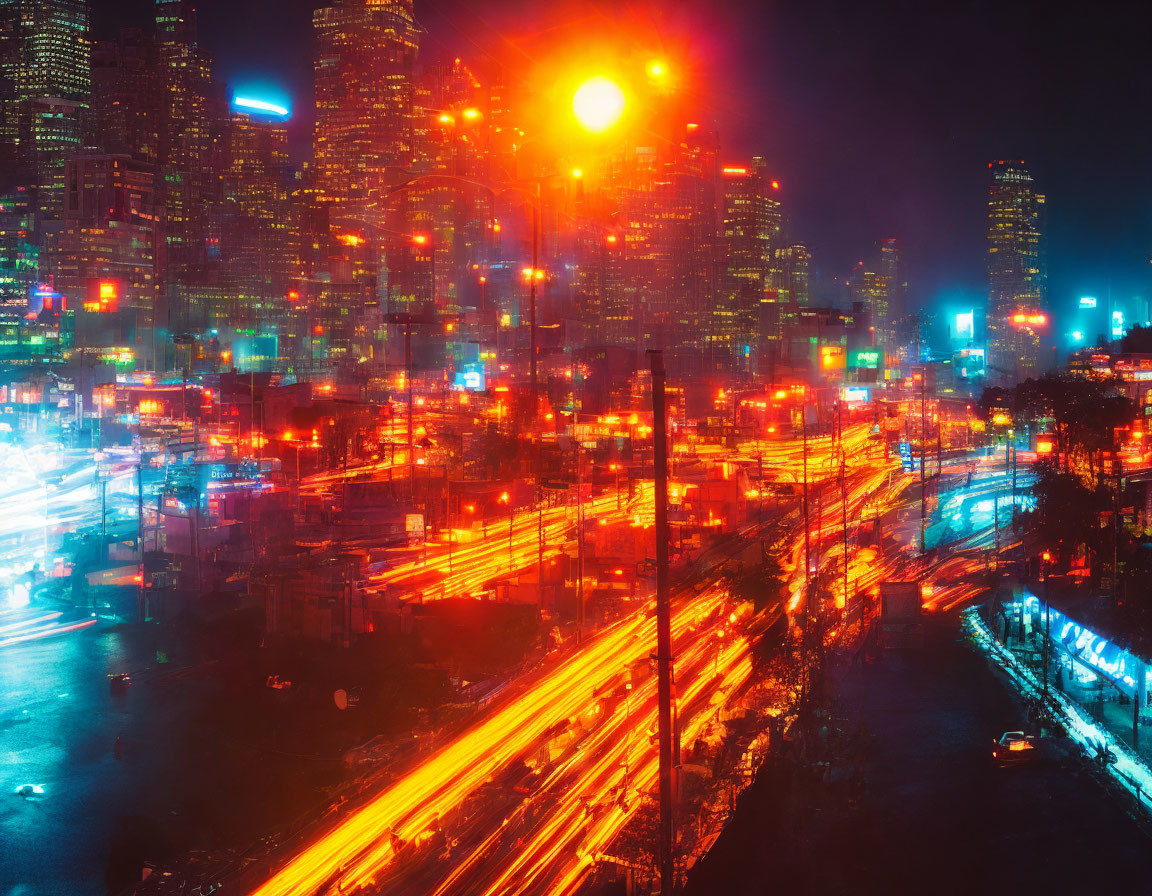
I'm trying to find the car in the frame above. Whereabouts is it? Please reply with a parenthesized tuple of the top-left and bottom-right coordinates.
(993, 731, 1036, 765)
(108, 673, 131, 692)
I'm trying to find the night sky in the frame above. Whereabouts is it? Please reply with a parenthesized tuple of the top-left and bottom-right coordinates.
(91, 0, 1152, 334)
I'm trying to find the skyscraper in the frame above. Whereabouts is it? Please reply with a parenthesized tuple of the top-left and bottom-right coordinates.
(713, 159, 783, 369)
(0, 0, 90, 219)
(154, 0, 226, 335)
(43, 153, 163, 364)
(313, 0, 420, 216)
(776, 244, 811, 306)
(406, 57, 489, 312)
(219, 100, 298, 329)
(849, 238, 903, 348)
(88, 28, 164, 164)
(986, 160, 1046, 382)
(602, 124, 720, 366)
(0, 187, 36, 303)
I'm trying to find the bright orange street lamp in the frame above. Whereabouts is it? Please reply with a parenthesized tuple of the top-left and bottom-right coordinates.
(572, 77, 626, 132)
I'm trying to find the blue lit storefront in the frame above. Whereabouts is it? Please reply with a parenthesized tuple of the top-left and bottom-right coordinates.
(1017, 594, 1150, 718)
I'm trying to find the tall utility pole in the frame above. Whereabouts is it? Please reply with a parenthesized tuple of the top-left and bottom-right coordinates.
(834, 401, 848, 609)
(993, 446, 1001, 567)
(937, 405, 943, 480)
(1042, 572, 1050, 699)
(576, 440, 585, 640)
(1113, 456, 1121, 601)
(1011, 440, 1018, 522)
(537, 491, 544, 601)
(801, 400, 810, 605)
(919, 366, 927, 553)
(100, 474, 108, 564)
(529, 181, 541, 408)
(840, 452, 848, 612)
(137, 457, 145, 623)
(406, 320, 414, 498)
(649, 350, 675, 895)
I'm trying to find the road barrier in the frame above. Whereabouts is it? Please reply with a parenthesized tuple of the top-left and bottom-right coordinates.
(963, 606, 1152, 820)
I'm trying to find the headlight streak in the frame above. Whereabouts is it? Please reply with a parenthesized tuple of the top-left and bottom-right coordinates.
(248, 428, 911, 896)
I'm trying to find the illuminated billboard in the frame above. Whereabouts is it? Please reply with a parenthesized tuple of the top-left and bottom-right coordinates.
(453, 363, 486, 392)
(820, 345, 846, 371)
(956, 347, 986, 378)
(232, 335, 278, 372)
(1079, 296, 1097, 308)
(848, 348, 881, 369)
(83, 279, 120, 313)
(955, 310, 974, 340)
(232, 96, 290, 119)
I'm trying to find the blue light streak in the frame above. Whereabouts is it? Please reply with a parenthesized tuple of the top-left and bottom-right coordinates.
(233, 96, 290, 118)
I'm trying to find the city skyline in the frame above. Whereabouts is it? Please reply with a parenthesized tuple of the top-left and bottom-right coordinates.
(84, 0, 1152, 319)
(10, 3, 1152, 895)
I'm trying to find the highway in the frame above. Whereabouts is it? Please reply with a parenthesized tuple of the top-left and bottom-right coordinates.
(239, 427, 914, 896)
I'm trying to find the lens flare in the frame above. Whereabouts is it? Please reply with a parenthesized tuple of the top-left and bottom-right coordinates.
(572, 77, 626, 133)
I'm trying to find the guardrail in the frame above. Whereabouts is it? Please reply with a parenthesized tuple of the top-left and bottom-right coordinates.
(963, 606, 1152, 821)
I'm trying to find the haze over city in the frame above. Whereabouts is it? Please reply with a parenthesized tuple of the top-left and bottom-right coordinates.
(89, 0, 1152, 314)
(4, 2, 1152, 896)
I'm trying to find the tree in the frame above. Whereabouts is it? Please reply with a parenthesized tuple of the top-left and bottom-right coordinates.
(978, 385, 1010, 420)
(1022, 462, 1110, 573)
(1121, 323, 1152, 354)
(724, 554, 787, 615)
(1010, 373, 1133, 484)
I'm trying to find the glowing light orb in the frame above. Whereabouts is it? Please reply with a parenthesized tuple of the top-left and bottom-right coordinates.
(572, 77, 626, 133)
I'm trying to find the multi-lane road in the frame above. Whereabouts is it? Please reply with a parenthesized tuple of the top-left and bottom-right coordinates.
(235, 427, 915, 896)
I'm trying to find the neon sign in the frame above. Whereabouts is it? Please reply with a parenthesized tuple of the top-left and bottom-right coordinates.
(233, 96, 290, 118)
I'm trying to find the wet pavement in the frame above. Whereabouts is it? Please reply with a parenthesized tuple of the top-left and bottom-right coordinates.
(687, 617, 1151, 895)
(0, 620, 339, 896)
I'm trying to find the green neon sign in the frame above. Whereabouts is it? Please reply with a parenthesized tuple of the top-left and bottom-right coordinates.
(849, 349, 881, 369)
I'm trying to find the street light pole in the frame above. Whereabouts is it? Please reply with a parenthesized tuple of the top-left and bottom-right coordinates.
(841, 443, 848, 613)
(406, 319, 414, 499)
(137, 458, 145, 623)
(920, 366, 927, 553)
(802, 399, 810, 607)
(576, 440, 585, 641)
(508, 502, 515, 573)
(649, 349, 676, 895)
(529, 180, 541, 413)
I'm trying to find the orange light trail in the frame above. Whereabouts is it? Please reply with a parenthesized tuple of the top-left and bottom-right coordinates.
(246, 427, 915, 896)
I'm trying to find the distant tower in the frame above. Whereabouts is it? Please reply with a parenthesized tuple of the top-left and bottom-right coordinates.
(312, 0, 420, 216)
(0, 0, 90, 219)
(987, 160, 1046, 382)
(777, 244, 811, 306)
(154, 0, 226, 333)
(42, 153, 164, 363)
(714, 159, 783, 369)
(850, 238, 904, 348)
(221, 100, 298, 329)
